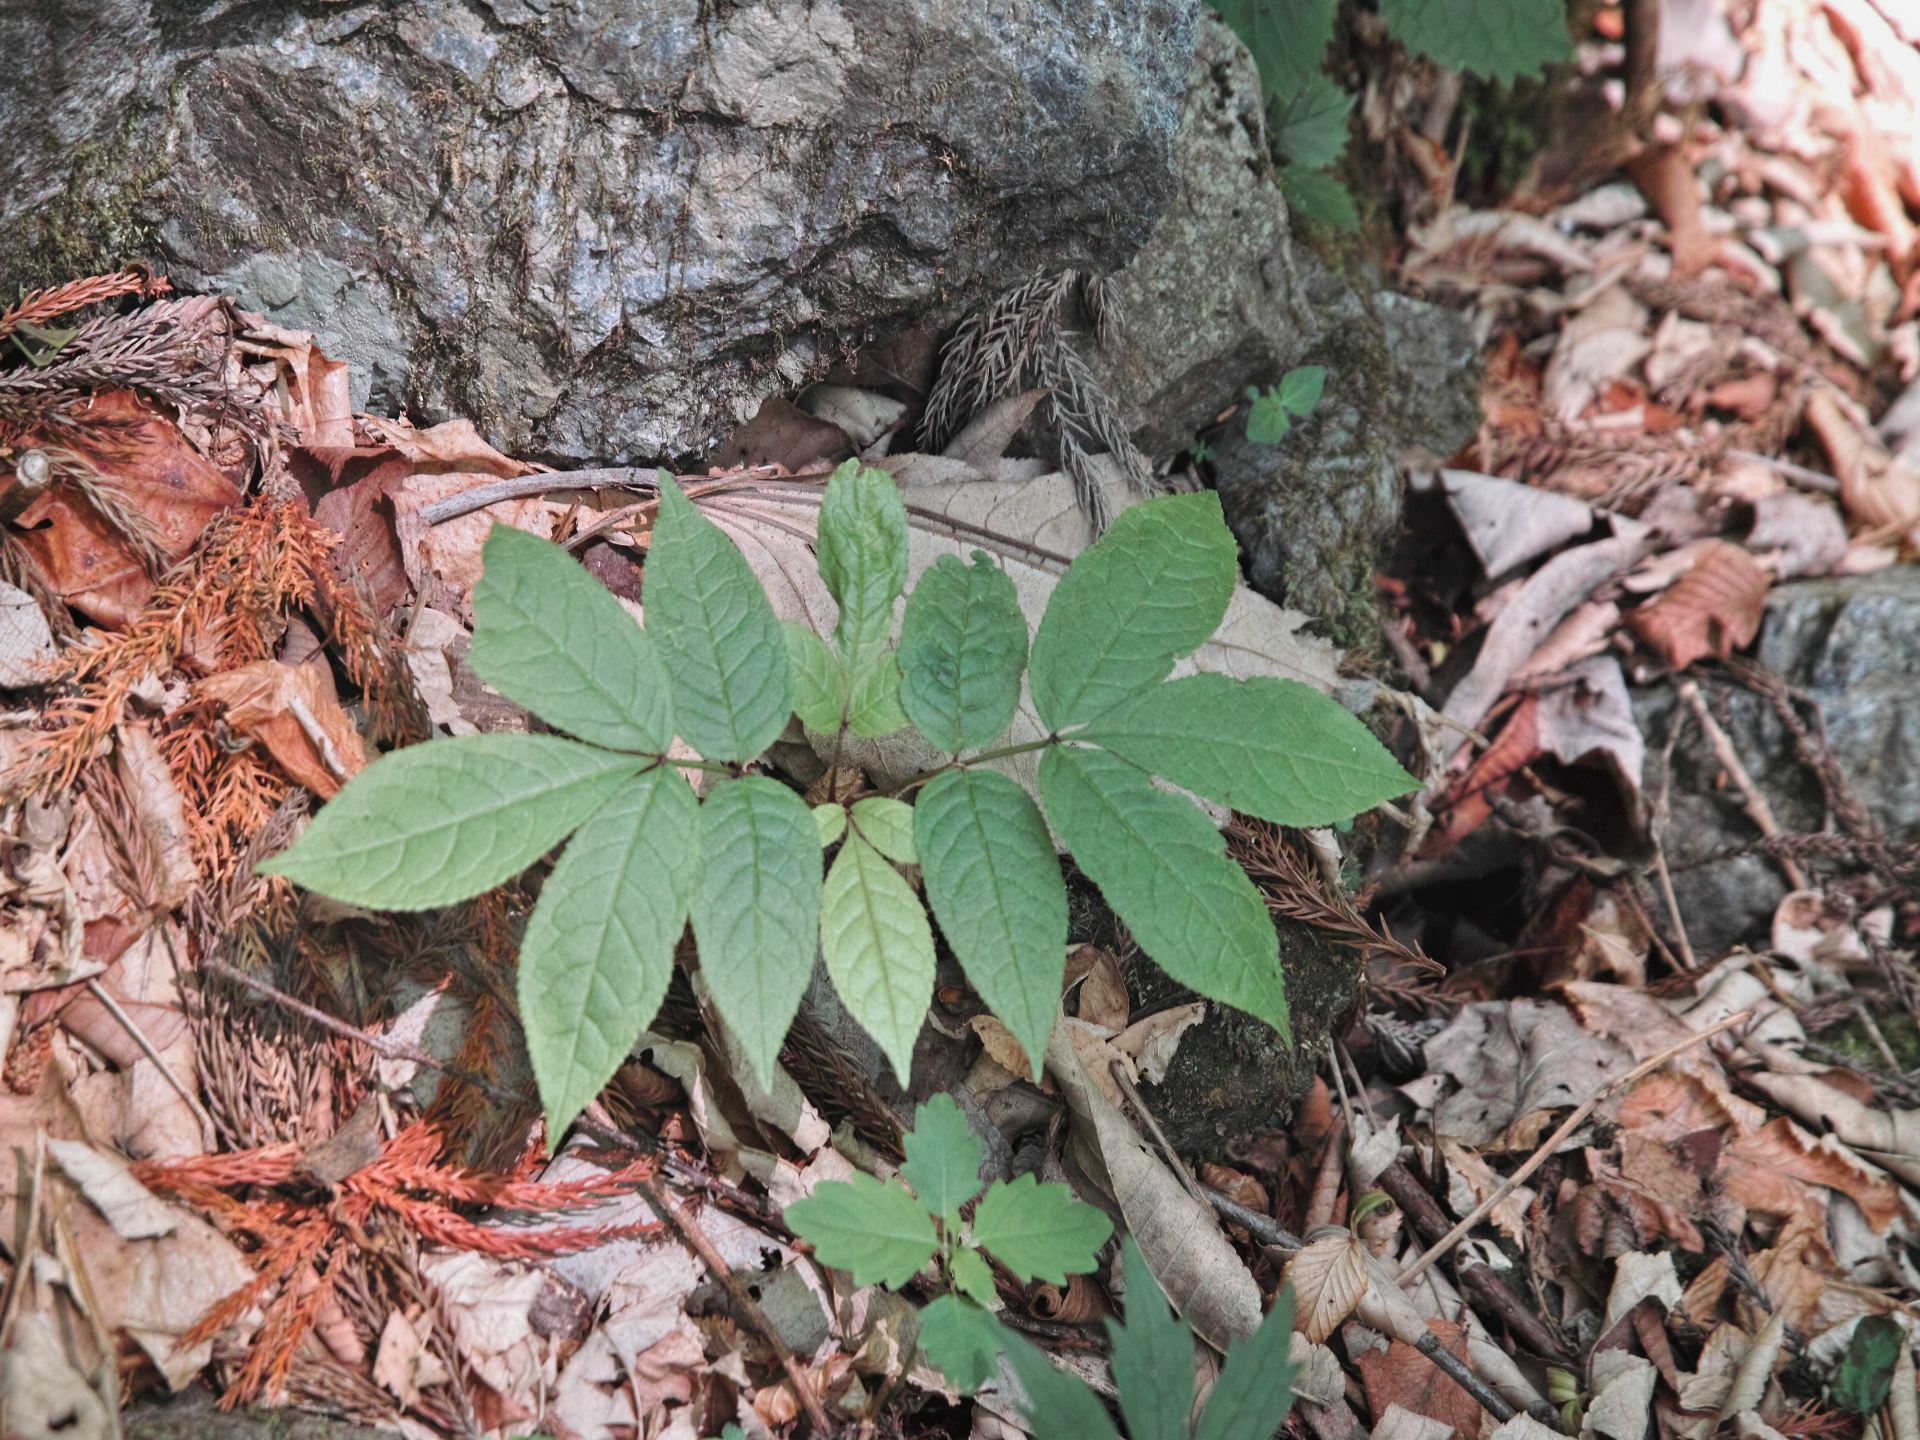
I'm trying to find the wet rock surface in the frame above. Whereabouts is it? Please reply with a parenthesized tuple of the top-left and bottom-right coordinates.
(2, 0, 1195, 461)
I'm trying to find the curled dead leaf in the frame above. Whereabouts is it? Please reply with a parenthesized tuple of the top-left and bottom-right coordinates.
(1626, 540, 1770, 669)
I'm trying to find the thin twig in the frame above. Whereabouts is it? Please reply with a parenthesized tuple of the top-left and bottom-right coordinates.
(1726, 448, 1841, 495)
(1202, 1186, 1303, 1250)
(1675, 680, 1808, 888)
(1399, 1007, 1754, 1283)
(1110, 1061, 1209, 1212)
(84, 978, 218, 1146)
(417, 468, 658, 525)
(638, 1177, 837, 1436)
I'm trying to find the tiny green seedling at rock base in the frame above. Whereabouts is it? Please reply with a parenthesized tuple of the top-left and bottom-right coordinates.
(260, 459, 1416, 1142)
(1245, 365, 1326, 444)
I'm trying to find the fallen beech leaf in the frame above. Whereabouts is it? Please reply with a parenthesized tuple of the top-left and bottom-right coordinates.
(196, 659, 367, 797)
(1356, 1322, 1483, 1440)
(716, 394, 852, 472)
(1626, 540, 1769, 669)
(1627, 144, 1714, 279)
(1433, 695, 1538, 849)
(1425, 998, 1631, 1149)
(1112, 1001, 1205, 1085)
(1286, 1230, 1369, 1343)
(1606, 1250, 1682, 1330)
(1430, 469, 1595, 578)
(1543, 288, 1653, 422)
(1746, 491, 1848, 579)
(48, 1139, 177, 1239)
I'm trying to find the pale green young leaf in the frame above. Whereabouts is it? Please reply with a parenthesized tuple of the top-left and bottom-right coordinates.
(1274, 71, 1353, 170)
(692, 777, 822, 1086)
(914, 770, 1067, 1079)
(970, 1175, 1112, 1285)
(1039, 745, 1288, 1039)
(845, 649, 910, 739)
(918, 1294, 1007, 1393)
(1381, 0, 1571, 82)
(520, 765, 698, 1140)
(820, 832, 935, 1085)
(818, 460, 908, 675)
(1278, 365, 1327, 417)
(1109, 1237, 1195, 1440)
(899, 1093, 984, 1221)
(1083, 675, 1416, 826)
(1196, 1284, 1298, 1440)
(258, 736, 644, 909)
(850, 796, 917, 865)
(468, 524, 672, 754)
(1283, 167, 1360, 230)
(784, 1172, 935, 1287)
(648, 478, 792, 761)
(1245, 385, 1296, 445)
(814, 803, 847, 848)
(1003, 1331, 1123, 1440)
(949, 1246, 998, 1307)
(784, 621, 846, 733)
(1029, 493, 1238, 730)
(897, 551, 1028, 753)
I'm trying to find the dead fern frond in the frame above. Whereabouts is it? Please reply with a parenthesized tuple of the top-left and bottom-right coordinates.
(0, 266, 170, 346)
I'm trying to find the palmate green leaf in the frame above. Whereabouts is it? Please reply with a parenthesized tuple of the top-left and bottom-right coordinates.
(899, 1093, 983, 1221)
(1196, 1284, 1297, 1440)
(1109, 1237, 1194, 1440)
(897, 551, 1028, 753)
(648, 478, 792, 761)
(918, 1294, 1007, 1393)
(820, 831, 935, 1085)
(1084, 674, 1417, 826)
(915, 770, 1067, 1079)
(949, 1246, 998, 1307)
(970, 1175, 1111, 1285)
(1039, 745, 1288, 1038)
(258, 736, 644, 909)
(818, 460, 908, 674)
(1211, 0, 1339, 103)
(1029, 493, 1238, 730)
(520, 765, 698, 1140)
(1381, 0, 1571, 82)
(784, 1171, 936, 1287)
(1283, 167, 1360, 230)
(850, 796, 916, 865)
(1003, 1330, 1123, 1440)
(691, 777, 821, 1087)
(1274, 70, 1353, 170)
(784, 621, 846, 733)
(468, 525, 673, 753)
(1245, 386, 1296, 445)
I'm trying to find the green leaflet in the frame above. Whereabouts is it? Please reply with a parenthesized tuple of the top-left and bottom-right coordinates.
(1274, 70, 1353, 170)
(948, 1246, 998, 1307)
(897, 551, 1028, 753)
(1108, 1237, 1195, 1440)
(1282, 167, 1360, 230)
(845, 652, 909, 739)
(519, 765, 698, 1140)
(817, 460, 909, 675)
(1084, 674, 1416, 826)
(784, 620, 846, 733)
(1380, 0, 1571, 82)
(850, 796, 917, 865)
(899, 1093, 983, 1222)
(813, 803, 848, 848)
(691, 777, 821, 1087)
(1039, 745, 1288, 1039)
(970, 1174, 1111, 1285)
(1835, 1315, 1904, 1414)
(468, 525, 673, 754)
(258, 735, 644, 910)
(918, 1295, 1006, 1393)
(915, 769, 1067, 1079)
(1028, 493, 1237, 730)
(1211, 0, 1339, 102)
(1195, 1284, 1298, 1440)
(784, 1171, 935, 1288)
(820, 831, 935, 1085)
(647, 478, 793, 762)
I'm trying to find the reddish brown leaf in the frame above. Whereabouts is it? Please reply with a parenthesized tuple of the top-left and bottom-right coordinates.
(196, 659, 367, 797)
(1432, 695, 1539, 849)
(1626, 541, 1769, 669)
(1355, 1322, 1484, 1439)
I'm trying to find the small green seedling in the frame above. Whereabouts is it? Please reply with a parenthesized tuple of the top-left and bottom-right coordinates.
(1244, 366, 1326, 445)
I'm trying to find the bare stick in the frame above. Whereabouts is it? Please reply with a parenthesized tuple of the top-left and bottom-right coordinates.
(639, 1177, 837, 1436)
(1111, 1061, 1210, 1212)
(417, 468, 659, 525)
(1400, 1008, 1753, 1283)
(84, 978, 218, 1145)
(1675, 680, 1809, 888)
(1726, 448, 1841, 496)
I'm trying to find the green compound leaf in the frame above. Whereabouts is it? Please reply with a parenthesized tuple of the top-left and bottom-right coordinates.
(1381, 0, 1572, 83)
(850, 796, 917, 865)
(648, 477, 793, 762)
(949, 1246, 999, 1307)
(899, 1093, 984, 1221)
(258, 735, 644, 910)
(1212, 0, 1339, 103)
(818, 460, 909, 675)
(821, 832, 935, 1086)
(691, 777, 822, 1088)
(520, 765, 698, 1140)
(897, 551, 1028, 753)
(1029, 493, 1238, 730)
(918, 1294, 1007, 1394)
(1197, 1284, 1298, 1440)
(1834, 1314, 1904, 1414)
(1278, 364, 1327, 418)
(1108, 1237, 1194, 1440)
(784, 621, 846, 734)
(1283, 167, 1360, 230)
(785, 1171, 936, 1288)
(846, 649, 910, 739)
(1003, 1329, 1123, 1440)
(468, 524, 673, 754)
(970, 1174, 1112, 1285)
(1039, 745, 1288, 1039)
(1274, 70, 1353, 170)
(1084, 674, 1417, 827)
(915, 769, 1067, 1079)
(813, 803, 848, 848)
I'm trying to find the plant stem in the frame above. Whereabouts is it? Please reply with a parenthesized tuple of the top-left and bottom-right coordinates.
(881, 736, 1060, 799)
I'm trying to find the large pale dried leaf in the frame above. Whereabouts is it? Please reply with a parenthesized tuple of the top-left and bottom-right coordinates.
(1287, 1231, 1370, 1344)
(1805, 390, 1920, 545)
(1542, 288, 1652, 421)
(115, 722, 199, 910)
(1424, 999, 1631, 1148)
(1724, 1116, 1901, 1234)
(47, 1139, 176, 1239)
(1586, 1351, 1655, 1440)
(1432, 469, 1595, 577)
(1746, 491, 1848, 580)
(1534, 655, 1644, 788)
(1, 1313, 114, 1440)
(0, 582, 55, 687)
(1372, 1405, 1455, 1440)
(1716, 1311, 1786, 1425)
(1745, 1070, 1920, 1187)
(196, 658, 367, 797)
(1605, 1251, 1682, 1330)
(1626, 541, 1770, 669)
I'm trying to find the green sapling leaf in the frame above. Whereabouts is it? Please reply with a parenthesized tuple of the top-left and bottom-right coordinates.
(820, 831, 936, 1085)
(1277, 364, 1327, 417)
(1195, 1283, 1298, 1440)
(970, 1174, 1112, 1285)
(897, 551, 1028, 753)
(918, 1294, 1007, 1393)
(1108, 1236, 1195, 1440)
(785, 1171, 936, 1287)
(784, 621, 846, 733)
(949, 1246, 998, 1307)
(899, 1093, 984, 1221)
(1380, 0, 1572, 82)
(813, 802, 848, 848)
(850, 796, 917, 865)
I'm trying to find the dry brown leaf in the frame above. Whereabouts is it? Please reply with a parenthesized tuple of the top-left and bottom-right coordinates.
(1424, 999, 1631, 1149)
(1070, 945, 1131, 1033)
(1286, 1231, 1370, 1344)
(1355, 1321, 1484, 1440)
(1805, 389, 1920, 545)
(716, 394, 853, 472)
(1433, 468, 1595, 577)
(0, 581, 55, 687)
(1626, 540, 1770, 669)
(1112, 1001, 1205, 1085)
(46, 1139, 177, 1240)
(196, 658, 367, 798)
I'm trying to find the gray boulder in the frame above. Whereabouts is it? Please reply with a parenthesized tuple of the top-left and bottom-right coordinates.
(2, 0, 1195, 461)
